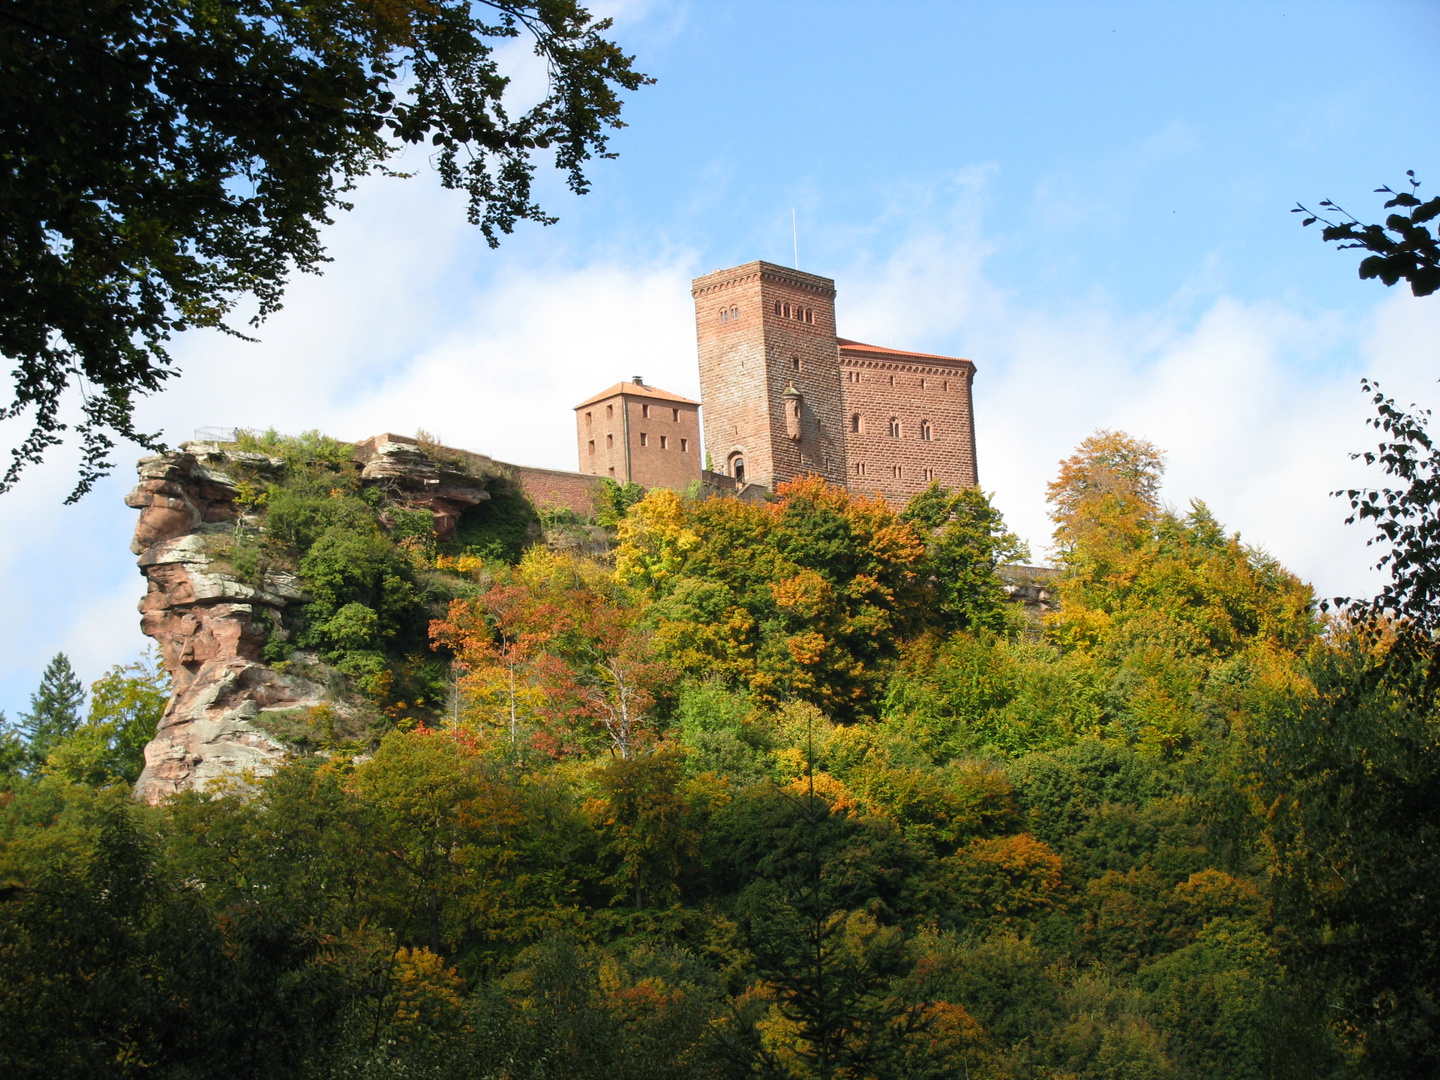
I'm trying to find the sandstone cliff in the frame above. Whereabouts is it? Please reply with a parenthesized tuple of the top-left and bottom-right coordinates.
(128, 435, 494, 804)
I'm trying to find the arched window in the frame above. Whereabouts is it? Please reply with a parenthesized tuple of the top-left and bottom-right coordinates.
(792, 356, 801, 371)
(889, 417, 900, 438)
(719, 308, 727, 323)
(783, 302, 791, 318)
(774, 301, 782, 316)
(805, 308, 813, 324)
(731, 305, 738, 319)
(850, 413, 861, 433)
(920, 420, 932, 442)
(731, 455, 746, 482)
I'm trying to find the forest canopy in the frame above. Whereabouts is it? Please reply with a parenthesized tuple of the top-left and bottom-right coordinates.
(7, 414, 1432, 1080)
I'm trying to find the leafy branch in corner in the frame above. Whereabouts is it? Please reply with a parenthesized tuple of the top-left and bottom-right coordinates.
(1294, 171, 1440, 297)
(1329, 379, 1440, 635)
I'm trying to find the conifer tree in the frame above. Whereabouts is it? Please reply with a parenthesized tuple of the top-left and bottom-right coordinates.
(18, 653, 85, 772)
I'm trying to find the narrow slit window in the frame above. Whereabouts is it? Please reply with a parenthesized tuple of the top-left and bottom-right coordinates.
(920, 420, 932, 442)
(792, 357, 801, 372)
(850, 413, 861, 433)
(680, 438, 688, 453)
(672, 408, 679, 422)
(606, 434, 613, 448)
(639, 432, 647, 447)
(889, 417, 900, 438)
(606, 404, 613, 418)
(642, 403, 650, 419)
(585, 411, 592, 425)
(660, 435, 668, 450)
(588, 440, 595, 454)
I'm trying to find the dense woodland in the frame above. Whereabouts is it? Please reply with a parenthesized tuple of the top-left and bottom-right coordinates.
(1, 405, 1437, 1080)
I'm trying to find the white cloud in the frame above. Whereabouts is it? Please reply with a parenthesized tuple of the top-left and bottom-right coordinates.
(834, 214, 1435, 604)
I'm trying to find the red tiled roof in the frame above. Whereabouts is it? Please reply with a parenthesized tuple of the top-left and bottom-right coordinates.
(573, 381, 701, 410)
(837, 338, 973, 364)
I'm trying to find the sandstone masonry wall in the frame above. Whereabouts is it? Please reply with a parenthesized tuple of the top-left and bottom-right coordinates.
(838, 342, 978, 503)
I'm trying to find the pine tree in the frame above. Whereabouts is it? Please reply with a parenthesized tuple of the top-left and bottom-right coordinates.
(19, 653, 85, 772)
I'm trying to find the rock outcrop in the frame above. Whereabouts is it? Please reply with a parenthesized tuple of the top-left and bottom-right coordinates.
(128, 444, 329, 802)
(128, 437, 493, 803)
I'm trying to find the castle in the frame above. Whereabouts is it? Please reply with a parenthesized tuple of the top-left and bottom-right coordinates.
(575, 260, 978, 502)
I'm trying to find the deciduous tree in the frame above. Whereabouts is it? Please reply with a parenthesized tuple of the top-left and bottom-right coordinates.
(1, 0, 650, 497)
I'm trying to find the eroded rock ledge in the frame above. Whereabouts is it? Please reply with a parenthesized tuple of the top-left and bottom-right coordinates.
(129, 436, 493, 804)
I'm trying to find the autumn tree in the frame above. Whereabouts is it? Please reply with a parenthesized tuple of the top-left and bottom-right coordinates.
(433, 548, 667, 758)
(617, 480, 928, 721)
(2, 0, 650, 497)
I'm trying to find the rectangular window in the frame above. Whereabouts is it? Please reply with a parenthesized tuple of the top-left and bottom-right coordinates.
(639, 432, 648, 447)
(607, 404, 614, 418)
(892, 465, 903, 479)
(608, 466, 616, 476)
(680, 438, 689, 453)
(585, 411, 593, 425)
(854, 462, 866, 476)
(606, 434, 613, 448)
(642, 403, 650, 418)
(588, 440, 595, 454)
(672, 408, 679, 422)
(924, 467, 935, 481)
(660, 435, 668, 450)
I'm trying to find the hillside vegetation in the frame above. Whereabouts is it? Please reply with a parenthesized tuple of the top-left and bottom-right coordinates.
(1, 414, 1436, 1080)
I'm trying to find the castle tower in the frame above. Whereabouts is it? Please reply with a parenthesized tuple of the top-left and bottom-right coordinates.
(692, 261, 848, 489)
(574, 377, 702, 489)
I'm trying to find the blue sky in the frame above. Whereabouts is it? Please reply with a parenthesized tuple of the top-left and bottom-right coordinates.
(2, 0, 1438, 716)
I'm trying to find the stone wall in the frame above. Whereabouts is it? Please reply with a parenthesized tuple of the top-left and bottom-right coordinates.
(505, 462, 607, 516)
(838, 341, 978, 502)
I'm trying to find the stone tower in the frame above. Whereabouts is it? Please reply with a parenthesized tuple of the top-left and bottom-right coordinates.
(692, 261, 847, 489)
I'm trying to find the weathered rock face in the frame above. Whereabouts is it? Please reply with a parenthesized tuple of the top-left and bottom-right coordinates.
(353, 434, 490, 542)
(996, 564, 1061, 619)
(128, 436, 498, 803)
(129, 444, 330, 803)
